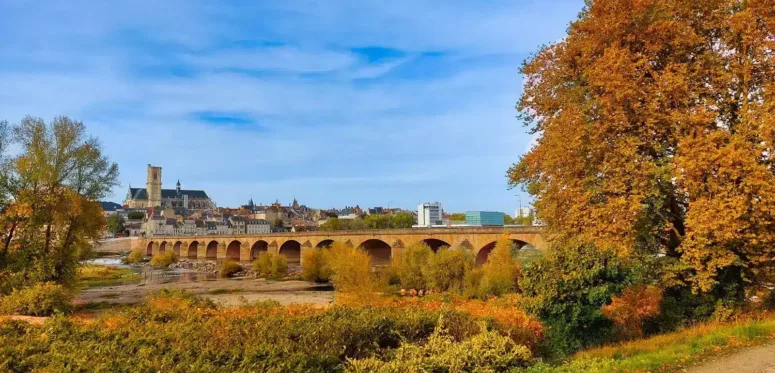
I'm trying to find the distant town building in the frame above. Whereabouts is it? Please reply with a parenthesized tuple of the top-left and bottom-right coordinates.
(465, 211, 505, 226)
(515, 206, 533, 219)
(417, 202, 443, 227)
(124, 164, 215, 210)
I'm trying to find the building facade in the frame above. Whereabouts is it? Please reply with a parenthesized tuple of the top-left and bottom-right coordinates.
(465, 211, 505, 226)
(417, 202, 443, 227)
(124, 165, 215, 210)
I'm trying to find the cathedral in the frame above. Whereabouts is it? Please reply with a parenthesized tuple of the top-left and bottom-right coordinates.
(123, 165, 215, 210)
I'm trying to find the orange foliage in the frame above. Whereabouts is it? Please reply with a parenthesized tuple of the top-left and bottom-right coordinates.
(509, 0, 775, 290)
(338, 294, 544, 350)
(602, 285, 663, 339)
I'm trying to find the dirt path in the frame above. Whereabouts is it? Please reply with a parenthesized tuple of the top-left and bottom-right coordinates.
(684, 343, 775, 373)
(77, 278, 335, 307)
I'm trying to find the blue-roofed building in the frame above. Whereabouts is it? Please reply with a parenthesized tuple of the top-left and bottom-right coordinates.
(465, 211, 505, 226)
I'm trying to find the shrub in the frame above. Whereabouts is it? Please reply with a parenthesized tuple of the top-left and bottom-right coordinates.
(122, 248, 144, 264)
(0, 282, 73, 316)
(301, 248, 332, 283)
(424, 247, 474, 293)
(0, 291, 516, 372)
(477, 234, 521, 298)
(346, 321, 532, 372)
(521, 238, 632, 357)
(253, 252, 289, 279)
(393, 241, 432, 290)
(602, 285, 663, 339)
(463, 267, 485, 298)
(219, 260, 242, 278)
(150, 250, 178, 267)
(327, 242, 380, 296)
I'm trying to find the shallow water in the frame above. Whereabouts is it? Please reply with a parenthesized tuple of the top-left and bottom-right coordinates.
(85, 257, 218, 285)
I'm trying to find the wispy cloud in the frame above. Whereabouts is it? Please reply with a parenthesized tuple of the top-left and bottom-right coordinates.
(0, 0, 585, 212)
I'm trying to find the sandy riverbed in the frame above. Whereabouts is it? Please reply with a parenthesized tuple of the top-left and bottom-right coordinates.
(77, 278, 335, 307)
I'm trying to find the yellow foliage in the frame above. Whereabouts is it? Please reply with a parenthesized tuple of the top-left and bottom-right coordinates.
(477, 235, 521, 298)
(327, 242, 382, 299)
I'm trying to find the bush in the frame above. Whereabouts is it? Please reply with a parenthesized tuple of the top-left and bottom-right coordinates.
(327, 242, 381, 296)
(122, 248, 144, 264)
(463, 267, 486, 298)
(477, 235, 521, 298)
(602, 285, 663, 340)
(346, 321, 532, 372)
(521, 239, 632, 357)
(0, 291, 521, 372)
(393, 242, 432, 290)
(301, 248, 332, 283)
(219, 260, 242, 278)
(253, 252, 289, 279)
(0, 282, 73, 316)
(150, 250, 178, 267)
(424, 247, 474, 293)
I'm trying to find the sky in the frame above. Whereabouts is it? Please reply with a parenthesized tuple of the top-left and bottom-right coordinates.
(0, 0, 584, 214)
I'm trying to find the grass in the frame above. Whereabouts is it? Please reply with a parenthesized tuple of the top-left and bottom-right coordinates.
(77, 265, 141, 288)
(518, 312, 775, 372)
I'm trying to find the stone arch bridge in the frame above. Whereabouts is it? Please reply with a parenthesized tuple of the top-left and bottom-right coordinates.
(142, 226, 546, 266)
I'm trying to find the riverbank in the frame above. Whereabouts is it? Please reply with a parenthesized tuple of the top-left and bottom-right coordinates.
(76, 277, 334, 307)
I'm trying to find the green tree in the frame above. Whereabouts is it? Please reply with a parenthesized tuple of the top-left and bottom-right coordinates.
(448, 213, 466, 222)
(106, 214, 125, 236)
(320, 217, 341, 231)
(391, 212, 415, 228)
(503, 215, 515, 225)
(127, 211, 145, 220)
(0, 116, 119, 293)
(271, 218, 284, 228)
(364, 214, 391, 229)
(521, 239, 631, 356)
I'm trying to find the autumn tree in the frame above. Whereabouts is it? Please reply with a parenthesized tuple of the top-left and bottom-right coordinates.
(509, 0, 775, 293)
(0, 116, 119, 293)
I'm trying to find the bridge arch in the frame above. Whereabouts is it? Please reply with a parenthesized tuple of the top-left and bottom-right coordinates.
(475, 239, 529, 266)
(226, 240, 242, 261)
(188, 241, 199, 259)
(422, 238, 451, 252)
(250, 240, 268, 259)
(146, 241, 154, 256)
(173, 241, 182, 256)
(316, 239, 335, 249)
(359, 239, 391, 265)
(279, 240, 301, 265)
(159, 241, 168, 253)
(206, 240, 219, 260)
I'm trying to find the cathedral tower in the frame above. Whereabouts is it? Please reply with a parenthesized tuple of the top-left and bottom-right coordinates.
(146, 164, 162, 208)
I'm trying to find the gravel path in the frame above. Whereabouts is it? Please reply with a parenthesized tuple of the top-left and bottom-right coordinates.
(684, 343, 775, 373)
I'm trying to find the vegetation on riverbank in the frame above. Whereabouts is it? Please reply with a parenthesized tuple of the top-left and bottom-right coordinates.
(77, 265, 141, 288)
(520, 313, 775, 373)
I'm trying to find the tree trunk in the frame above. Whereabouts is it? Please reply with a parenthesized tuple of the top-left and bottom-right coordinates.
(0, 221, 16, 269)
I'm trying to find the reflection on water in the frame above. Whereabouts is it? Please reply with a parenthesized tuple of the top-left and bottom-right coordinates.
(86, 257, 218, 285)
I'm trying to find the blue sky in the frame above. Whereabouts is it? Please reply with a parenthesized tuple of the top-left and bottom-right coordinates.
(0, 0, 584, 214)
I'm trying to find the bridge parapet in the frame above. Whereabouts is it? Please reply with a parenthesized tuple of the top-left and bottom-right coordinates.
(141, 226, 547, 265)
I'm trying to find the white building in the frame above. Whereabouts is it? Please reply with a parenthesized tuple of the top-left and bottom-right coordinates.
(515, 207, 533, 219)
(416, 202, 442, 227)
